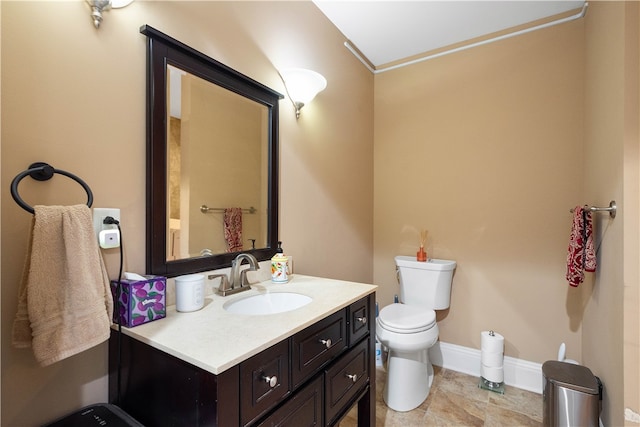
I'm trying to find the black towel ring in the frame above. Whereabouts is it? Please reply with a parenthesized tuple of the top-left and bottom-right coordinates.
(10, 162, 94, 214)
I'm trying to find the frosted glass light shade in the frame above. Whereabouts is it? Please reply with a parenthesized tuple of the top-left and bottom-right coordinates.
(111, 0, 134, 8)
(280, 68, 327, 117)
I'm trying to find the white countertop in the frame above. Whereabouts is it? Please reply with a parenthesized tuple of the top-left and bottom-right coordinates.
(116, 275, 377, 375)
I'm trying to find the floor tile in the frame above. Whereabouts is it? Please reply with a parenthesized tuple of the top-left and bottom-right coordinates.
(339, 365, 543, 426)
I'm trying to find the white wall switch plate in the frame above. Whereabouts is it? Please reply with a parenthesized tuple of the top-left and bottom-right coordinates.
(93, 208, 121, 243)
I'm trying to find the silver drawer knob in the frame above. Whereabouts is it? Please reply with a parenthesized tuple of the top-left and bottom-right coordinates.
(346, 373, 358, 383)
(262, 375, 278, 388)
(319, 338, 332, 348)
(356, 316, 367, 324)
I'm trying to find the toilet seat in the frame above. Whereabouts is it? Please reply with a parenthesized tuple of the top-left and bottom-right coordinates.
(378, 303, 436, 334)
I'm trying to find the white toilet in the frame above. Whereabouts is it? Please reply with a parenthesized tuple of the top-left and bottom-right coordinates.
(376, 255, 457, 412)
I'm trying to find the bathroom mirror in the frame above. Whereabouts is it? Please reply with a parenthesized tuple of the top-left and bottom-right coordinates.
(142, 25, 283, 277)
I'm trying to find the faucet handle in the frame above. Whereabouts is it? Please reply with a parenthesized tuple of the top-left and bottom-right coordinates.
(208, 274, 230, 292)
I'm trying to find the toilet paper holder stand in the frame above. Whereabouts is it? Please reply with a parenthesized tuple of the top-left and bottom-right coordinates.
(479, 377, 505, 394)
(479, 330, 505, 394)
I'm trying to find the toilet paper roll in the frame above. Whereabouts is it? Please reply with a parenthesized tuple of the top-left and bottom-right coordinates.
(481, 364, 504, 383)
(481, 330, 504, 353)
(481, 350, 504, 368)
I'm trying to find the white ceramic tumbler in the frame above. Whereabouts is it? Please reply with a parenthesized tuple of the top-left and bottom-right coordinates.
(175, 274, 205, 312)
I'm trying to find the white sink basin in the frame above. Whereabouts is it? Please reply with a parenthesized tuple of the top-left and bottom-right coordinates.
(223, 292, 312, 315)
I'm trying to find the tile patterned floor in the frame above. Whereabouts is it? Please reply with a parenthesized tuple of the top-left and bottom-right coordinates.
(340, 365, 543, 426)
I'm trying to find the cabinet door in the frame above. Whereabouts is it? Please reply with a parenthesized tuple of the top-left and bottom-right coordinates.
(348, 296, 370, 346)
(256, 376, 323, 427)
(292, 310, 347, 389)
(324, 338, 369, 425)
(240, 340, 291, 426)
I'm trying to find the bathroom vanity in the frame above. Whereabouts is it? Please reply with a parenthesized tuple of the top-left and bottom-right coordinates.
(108, 275, 376, 426)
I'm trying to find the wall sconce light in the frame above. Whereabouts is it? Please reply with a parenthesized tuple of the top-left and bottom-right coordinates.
(280, 68, 327, 119)
(86, 0, 134, 29)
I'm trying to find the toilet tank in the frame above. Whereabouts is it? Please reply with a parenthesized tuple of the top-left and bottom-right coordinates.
(395, 256, 456, 310)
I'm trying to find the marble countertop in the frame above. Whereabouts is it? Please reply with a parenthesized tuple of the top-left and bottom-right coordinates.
(116, 275, 377, 375)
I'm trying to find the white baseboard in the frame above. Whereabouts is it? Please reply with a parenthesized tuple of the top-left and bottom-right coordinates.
(428, 341, 544, 394)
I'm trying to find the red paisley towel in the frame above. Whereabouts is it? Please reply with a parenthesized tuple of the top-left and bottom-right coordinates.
(223, 208, 243, 252)
(566, 206, 596, 287)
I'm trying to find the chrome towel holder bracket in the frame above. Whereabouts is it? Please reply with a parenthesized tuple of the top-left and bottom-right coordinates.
(570, 200, 617, 219)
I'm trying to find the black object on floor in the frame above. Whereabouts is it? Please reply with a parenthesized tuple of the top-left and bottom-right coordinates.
(43, 403, 144, 427)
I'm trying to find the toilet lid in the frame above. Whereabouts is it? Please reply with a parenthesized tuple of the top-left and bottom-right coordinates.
(378, 303, 436, 333)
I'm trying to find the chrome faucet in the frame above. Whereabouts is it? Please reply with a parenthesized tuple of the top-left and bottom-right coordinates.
(208, 253, 260, 296)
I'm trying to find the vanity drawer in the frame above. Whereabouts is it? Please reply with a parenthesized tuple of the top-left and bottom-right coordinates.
(240, 340, 291, 426)
(348, 296, 370, 346)
(256, 375, 323, 427)
(292, 309, 347, 389)
(324, 338, 369, 425)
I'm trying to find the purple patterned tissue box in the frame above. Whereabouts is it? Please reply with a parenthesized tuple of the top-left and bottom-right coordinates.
(110, 276, 166, 327)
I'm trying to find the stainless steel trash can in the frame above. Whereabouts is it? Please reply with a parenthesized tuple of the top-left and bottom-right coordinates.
(542, 360, 600, 427)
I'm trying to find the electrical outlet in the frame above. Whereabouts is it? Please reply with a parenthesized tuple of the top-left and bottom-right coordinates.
(93, 208, 121, 243)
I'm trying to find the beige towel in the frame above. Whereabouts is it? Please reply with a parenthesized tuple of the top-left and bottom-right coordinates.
(12, 205, 113, 366)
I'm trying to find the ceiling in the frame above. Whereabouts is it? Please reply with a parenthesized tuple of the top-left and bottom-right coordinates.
(312, 1, 586, 70)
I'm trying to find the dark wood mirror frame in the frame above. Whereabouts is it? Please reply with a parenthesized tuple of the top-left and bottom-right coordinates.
(142, 25, 283, 277)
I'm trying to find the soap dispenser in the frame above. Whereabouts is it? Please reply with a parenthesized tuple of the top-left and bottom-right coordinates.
(271, 241, 289, 283)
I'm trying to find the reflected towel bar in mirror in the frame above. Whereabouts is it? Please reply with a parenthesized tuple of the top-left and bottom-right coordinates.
(569, 200, 617, 218)
(200, 205, 257, 214)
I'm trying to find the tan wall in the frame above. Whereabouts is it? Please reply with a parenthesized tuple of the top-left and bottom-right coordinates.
(373, 2, 640, 424)
(0, 0, 3, 416)
(183, 77, 263, 255)
(583, 2, 639, 426)
(374, 16, 585, 363)
(0, 1, 373, 425)
(583, 3, 625, 425)
(3, 1, 638, 426)
(623, 4, 640, 423)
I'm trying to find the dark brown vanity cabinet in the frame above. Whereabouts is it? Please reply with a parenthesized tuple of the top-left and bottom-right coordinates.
(109, 293, 375, 426)
(241, 340, 291, 426)
(325, 338, 369, 424)
(256, 375, 324, 427)
(291, 308, 347, 389)
(348, 297, 370, 346)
